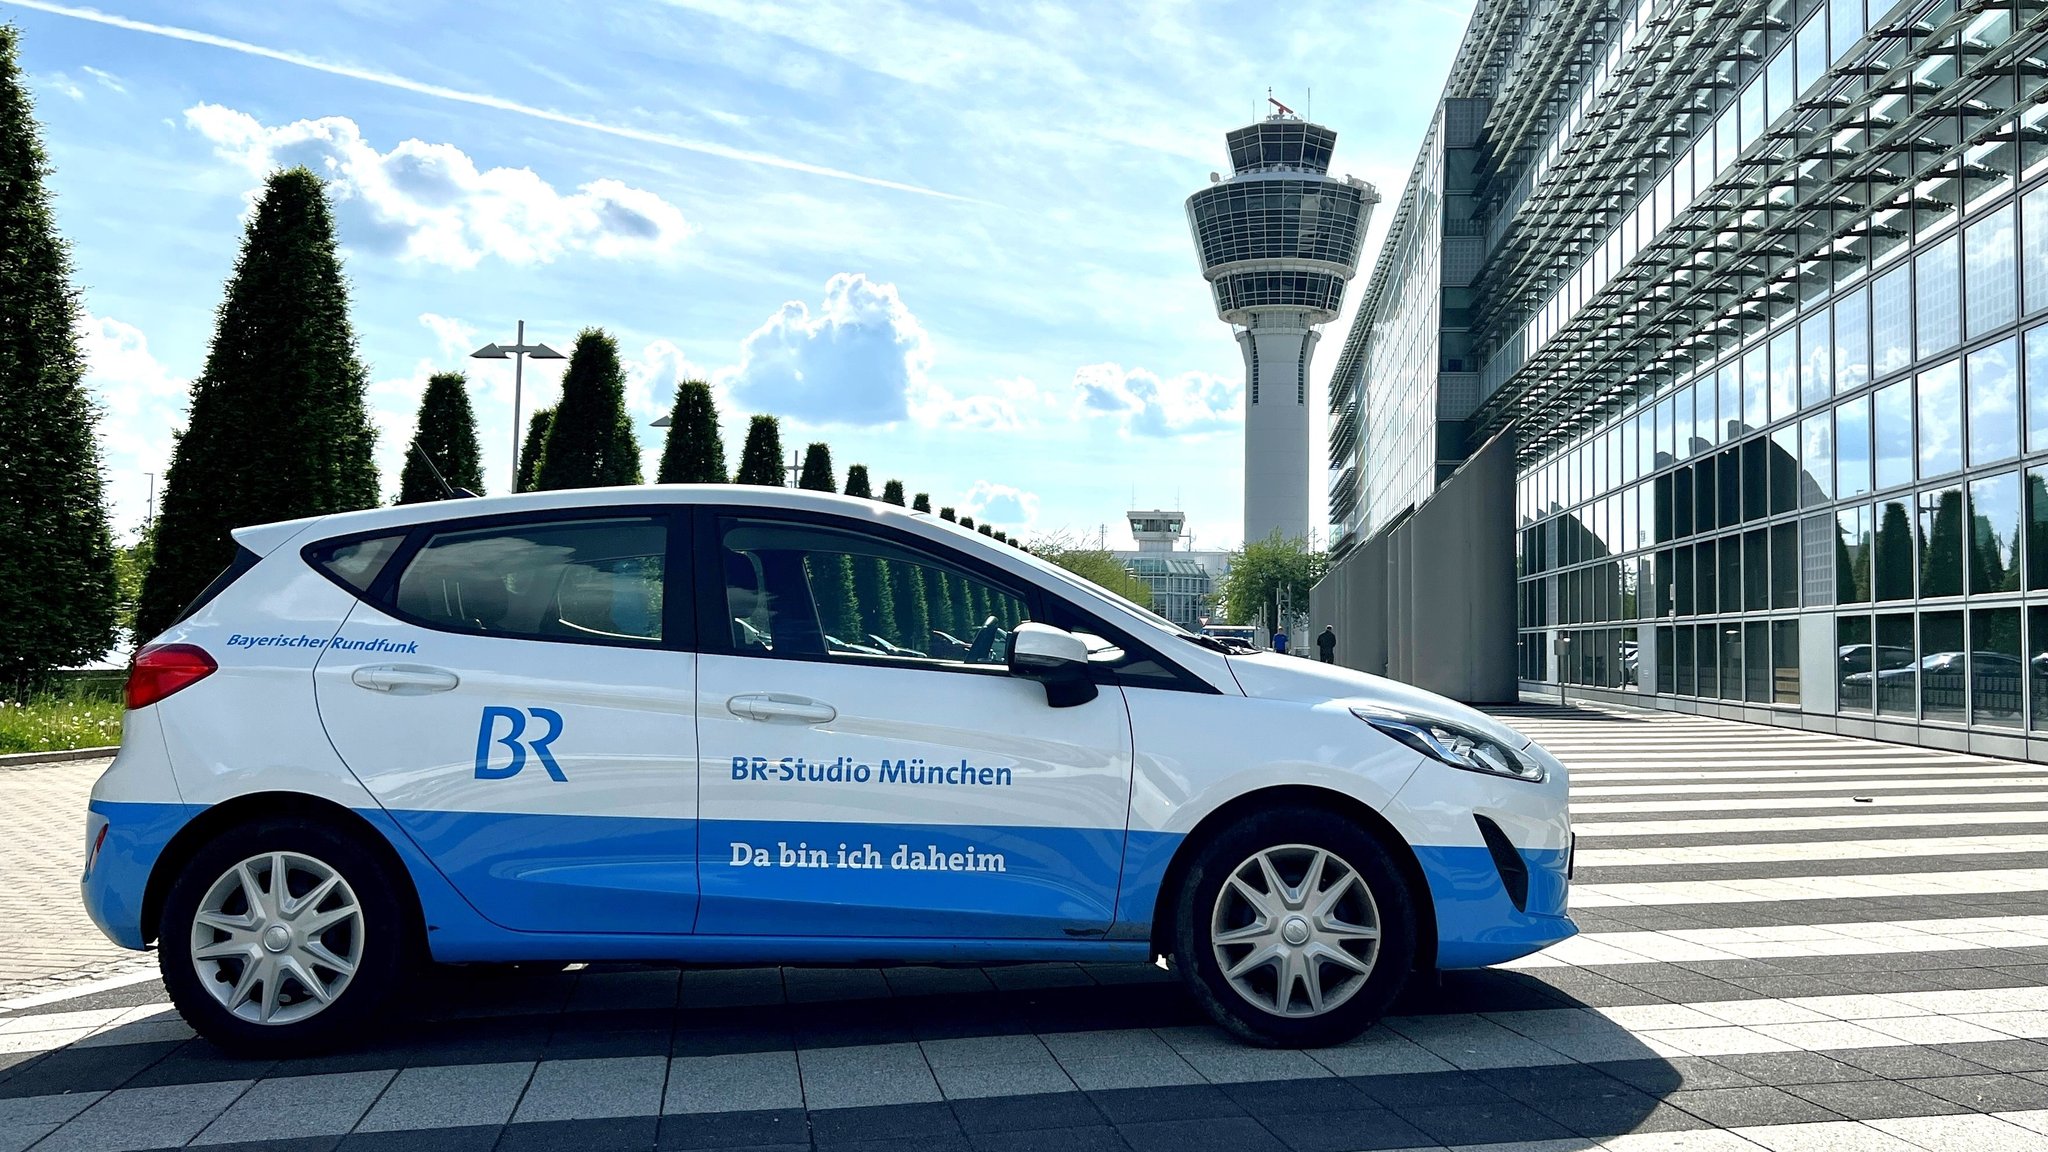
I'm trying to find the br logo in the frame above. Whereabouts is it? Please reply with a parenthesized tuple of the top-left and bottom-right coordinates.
(474, 706, 567, 781)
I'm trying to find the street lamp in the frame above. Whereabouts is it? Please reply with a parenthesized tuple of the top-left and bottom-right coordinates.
(471, 321, 565, 491)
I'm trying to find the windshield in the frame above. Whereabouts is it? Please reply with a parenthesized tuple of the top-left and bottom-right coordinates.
(997, 538, 1202, 639)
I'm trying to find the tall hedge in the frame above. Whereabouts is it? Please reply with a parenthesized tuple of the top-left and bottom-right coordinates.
(735, 415, 785, 486)
(535, 329, 641, 490)
(137, 167, 379, 639)
(797, 443, 835, 492)
(655, 378, 726, 484)
(397, 371, 483, 503)
(0, 25, 116, 684)
(882, 480, 906, 506)
(517, 406, 552, 492)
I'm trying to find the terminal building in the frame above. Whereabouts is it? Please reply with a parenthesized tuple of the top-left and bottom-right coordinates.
(1110, 511, 1231, 629)
(1311, 0, 2048, 757)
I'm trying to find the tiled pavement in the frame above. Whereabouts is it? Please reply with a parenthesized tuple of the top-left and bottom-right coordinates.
(0, 758, 150, 994)
(9, 707, 2048, 1148)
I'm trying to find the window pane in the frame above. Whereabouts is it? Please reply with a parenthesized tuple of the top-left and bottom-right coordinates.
(2033, 606, 2048, 730)
(393, 517, 666, 644)
(1917, 360, 1963, 479)
(1771, 520, 1800, 608)
(1839, 614, 1873, 713)
(1917, 236, 1961, 357)
(1719, 364, 1742, 441)
(2028, 325, 2048, 454)
(1922, 610, 1966, 724)
(1699, 616, 1720, 697)
(1800, 413, 1833, 506)
(1965, 203, 2018, 337)
(1742, 437, 1768, 521)
(1697, 539, 1718, 614)
(718, 518, 1026, 665)
(1874, 379, 1914, 489)
(1875, 612, 1917, 718)
(1921, 484, 1966, 598)
(2028, 465, 2048, 591)
(1968, 337, 2021, 464)
(1745, 621, 1770, 701)
(1830, 0, 1864, 49)
(1838, 505, 1872, 603)
(1872, 263, 1913, 378)
(1972, 607, 2024, 729)
(1678, 384, 1699, 460)
(1770, 326, 1800, 422)
(1800, 311, 1832, 408)
(1675, 625, 1696, 694)
(1656, 624, 1675, 693)
(1718, 622, 1743, 701)
(1875, 496, 1916, 600)
(1770, 425, 1800, 514)
(1745, 526, 1769, 610)
(1969, 471, 2023, 594)
(2024, 185, 2048, 316)
(1773, 619, 1800, 705)
(1743, 345, 1769, 433)
(1836, 395, 1872, 497)
(1835, 288, 1870, 395)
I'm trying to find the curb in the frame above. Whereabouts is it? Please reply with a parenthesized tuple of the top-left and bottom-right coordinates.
(0, 746, 118, 768)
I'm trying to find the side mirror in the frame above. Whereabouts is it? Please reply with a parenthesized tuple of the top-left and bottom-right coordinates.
(1007, 622, 1099, 708)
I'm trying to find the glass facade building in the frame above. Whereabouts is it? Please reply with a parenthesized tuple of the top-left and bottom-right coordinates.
(1322, 0, 2048, 754)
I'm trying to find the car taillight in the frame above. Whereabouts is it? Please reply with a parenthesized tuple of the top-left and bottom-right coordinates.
(126, 644, 218, 710)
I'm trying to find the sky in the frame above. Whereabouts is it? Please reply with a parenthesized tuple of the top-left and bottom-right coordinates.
(6, 0, 1470, 552)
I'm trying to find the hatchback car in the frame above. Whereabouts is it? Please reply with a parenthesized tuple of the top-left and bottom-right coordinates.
(84, 486, 1574, 1053)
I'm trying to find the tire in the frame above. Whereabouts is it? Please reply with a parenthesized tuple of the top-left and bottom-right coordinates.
(1172, 807, 1416, 1047)
(158, 817, 411, 1056)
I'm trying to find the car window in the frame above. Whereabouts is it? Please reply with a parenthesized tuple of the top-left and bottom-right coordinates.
(716, 517, 1027, 668)
(393, 517, 666, 645)
(307, 534, 406, 593)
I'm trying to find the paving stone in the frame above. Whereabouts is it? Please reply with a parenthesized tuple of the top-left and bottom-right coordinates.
(353, 1061, 532, 1132)
(191, 1069, 395, 1144)
(32, 1079, 253, 1152)
(510, 1055, 667, 1123)
(798, 1042, 941, 1109)
(666, 1050, 804, 1114)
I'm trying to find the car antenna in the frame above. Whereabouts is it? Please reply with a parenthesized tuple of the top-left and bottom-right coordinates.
(409, 438, 478, 500)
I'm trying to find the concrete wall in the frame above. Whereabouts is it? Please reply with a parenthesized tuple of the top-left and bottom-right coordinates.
(1309, 431, 1518, 703)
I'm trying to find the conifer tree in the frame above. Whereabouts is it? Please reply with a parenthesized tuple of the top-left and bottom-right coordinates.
(912, 493, 931, 513)
(735, 415, 785, 485)
(517, 407, 552, 492)
(0, 25, 116, 684)
(892, 561, 930, 652)
(977, 523, 994, 537)
(137, 167, 379, 639)
(882, 479, 906, 506)
(655, 379, 726, 484)
(797, 443, 836, 492)
(960, 516, 977, 530)
(398, 372, 483, 503)
(927, 569, 956, 637)
(536, 329, 641, 491)
(939, 507, 957, 522)
(952, 568, 977, 631)
(844, 465, 873, 499)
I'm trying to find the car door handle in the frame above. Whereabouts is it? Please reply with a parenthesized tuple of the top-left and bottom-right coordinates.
(727, 693, 837, 725)
(351, 665, 461, 694)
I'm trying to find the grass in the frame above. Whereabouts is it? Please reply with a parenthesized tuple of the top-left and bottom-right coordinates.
(0, 680, 125, 755)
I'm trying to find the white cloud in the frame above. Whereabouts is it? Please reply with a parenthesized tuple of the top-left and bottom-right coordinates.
(625, 339, 710, 425)
(81, 66, 125, 93)
(723, 272, 932, 425)
(184, 104, 693, 269)
(38, 72, 85, 100)
(79, 313, 186, 537)
(419, 312, 478, 359)
(961, 480, 1039, 528)
(912, 375, 1050, 431)
(1072, 362, 1240, 437)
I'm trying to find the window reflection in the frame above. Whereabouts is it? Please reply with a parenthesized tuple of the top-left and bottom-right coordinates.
(1919, 485, 1965, 599)
(1875, 613, 1918, 718)
(1968, 472, 2022, 594)
(1917, 360, 1962, 479)
(1917, 236, 1961, 358)
(1875, 498, 1916, 601)
(1839, 614, 1874, 712)
(1921, 611, 1966, 725)
(1967, 338, 2020, 464)
(1874, 380, 1914, 489)
(1872, 264, 1913, 378)
(1971, 607, 2023, 729)
(1965, 204, 2017, 338)
(1838, 506, 1872, 603)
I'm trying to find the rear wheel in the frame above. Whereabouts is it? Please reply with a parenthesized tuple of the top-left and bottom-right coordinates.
(159, 818, 410, 1055)
(1173, 808, 1416, 1047)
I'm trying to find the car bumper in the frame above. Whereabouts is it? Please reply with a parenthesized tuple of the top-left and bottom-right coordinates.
(81, 800, 191, 951)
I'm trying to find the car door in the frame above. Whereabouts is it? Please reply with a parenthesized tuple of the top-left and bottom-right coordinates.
(693, 510, 1136, 939)
(312, 509, 700, 934)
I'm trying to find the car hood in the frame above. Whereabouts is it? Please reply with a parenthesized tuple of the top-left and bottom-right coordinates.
(1224, 654, 1533, 750)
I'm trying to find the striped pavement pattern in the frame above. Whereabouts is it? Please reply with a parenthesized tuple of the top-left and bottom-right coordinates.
(4, 704, 2048, 1149)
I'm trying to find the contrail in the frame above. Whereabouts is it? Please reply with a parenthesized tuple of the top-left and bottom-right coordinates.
(1, 0, 973, 201)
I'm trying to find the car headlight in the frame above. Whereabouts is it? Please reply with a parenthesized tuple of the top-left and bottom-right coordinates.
(1351, 705, 1546, 783)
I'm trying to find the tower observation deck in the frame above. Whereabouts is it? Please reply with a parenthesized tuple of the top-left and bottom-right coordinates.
(1186, 108, 1377, 545)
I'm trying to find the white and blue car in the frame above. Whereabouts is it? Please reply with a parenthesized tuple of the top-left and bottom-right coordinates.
(84, 486, 1574, 1052)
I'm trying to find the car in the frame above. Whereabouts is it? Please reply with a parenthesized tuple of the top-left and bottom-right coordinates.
(83, 486, 1574, 1054)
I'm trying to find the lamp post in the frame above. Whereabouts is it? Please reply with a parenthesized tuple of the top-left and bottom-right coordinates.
(471, 321, 566, 491)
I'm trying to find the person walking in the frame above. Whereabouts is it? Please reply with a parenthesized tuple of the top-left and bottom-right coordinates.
(1316, 625, 1337, 664)
(1271, 627, 1289, 655)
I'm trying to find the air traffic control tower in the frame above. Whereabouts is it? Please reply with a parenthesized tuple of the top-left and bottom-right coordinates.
(1187, 102, 1376, 545)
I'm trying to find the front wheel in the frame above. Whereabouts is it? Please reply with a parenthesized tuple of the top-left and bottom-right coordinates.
(159, 818, 410, 1055)
(1173, 808, 1417, 1047)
